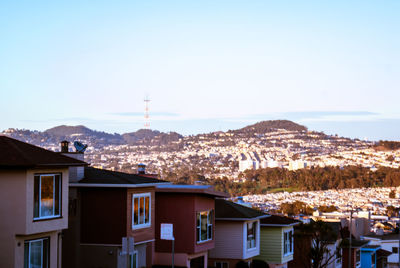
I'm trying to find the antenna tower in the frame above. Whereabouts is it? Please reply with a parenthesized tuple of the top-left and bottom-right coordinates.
(144, 97, 150, 129)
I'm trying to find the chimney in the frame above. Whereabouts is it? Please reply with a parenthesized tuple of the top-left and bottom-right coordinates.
(138, 163, 146, 175)
(60, 140, 70, 153)
(60, 141, 85, 183)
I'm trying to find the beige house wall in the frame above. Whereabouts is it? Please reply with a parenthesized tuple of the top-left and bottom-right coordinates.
(209, 221, 244, 259)
(0, 168, 69, 268)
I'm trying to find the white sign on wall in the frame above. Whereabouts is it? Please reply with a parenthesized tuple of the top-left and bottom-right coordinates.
(161, 223, 174, 240)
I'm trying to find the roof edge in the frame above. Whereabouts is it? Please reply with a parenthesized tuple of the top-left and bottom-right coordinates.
(69, 182, 171, 188)
(216, 214, 270, 221)
(260, 222, 301, 227)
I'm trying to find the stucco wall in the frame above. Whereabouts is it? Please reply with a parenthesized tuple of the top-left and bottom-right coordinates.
(0, 168, 68, 268)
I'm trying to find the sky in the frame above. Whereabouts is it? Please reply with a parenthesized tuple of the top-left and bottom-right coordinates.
(0, 1, 399, 140)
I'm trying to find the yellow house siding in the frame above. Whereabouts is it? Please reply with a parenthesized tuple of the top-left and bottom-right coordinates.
(259, 227, 283, 264)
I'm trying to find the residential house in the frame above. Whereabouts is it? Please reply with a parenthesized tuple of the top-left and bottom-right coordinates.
(258, 215, 301, 268)
(361, 233, 399, 268)
(208, 199, 269, 268)
(360, 245, 380, 268)
(340, 238, 368, 268)
(62, 165, 169, 268)
(154, 185, 228, 268)
(0, 136, 86, 268)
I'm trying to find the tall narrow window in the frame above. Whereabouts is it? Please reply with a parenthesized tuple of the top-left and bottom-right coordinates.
(196, 210, 213, 243)
(24, 238, 49, 268)
(247, 221, 257, 249)
(132, 193, 151, 229)
(283, 229, 293, 255)
(34, 174, 61, 219)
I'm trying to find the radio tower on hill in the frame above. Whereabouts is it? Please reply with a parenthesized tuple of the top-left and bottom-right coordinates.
(144, 97, 150, 129)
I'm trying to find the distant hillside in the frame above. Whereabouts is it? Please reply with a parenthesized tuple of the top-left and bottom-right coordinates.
(122, 129, 161, 144)
(45, 125, 121, 142)
(232, 120, 307, 134)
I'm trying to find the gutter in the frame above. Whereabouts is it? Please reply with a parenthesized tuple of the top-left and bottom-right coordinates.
(216, 215, 270, 221)
(260, 222, 301, 227)
(69, 182, 172, 188)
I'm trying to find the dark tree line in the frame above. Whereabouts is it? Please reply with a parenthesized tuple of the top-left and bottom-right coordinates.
(165, 166, 400, 196)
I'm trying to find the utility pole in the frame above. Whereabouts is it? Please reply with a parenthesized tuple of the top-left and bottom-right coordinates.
(348, 210, 353, 268)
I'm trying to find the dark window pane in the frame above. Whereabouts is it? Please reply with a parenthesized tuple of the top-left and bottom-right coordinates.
(34, 176, 40, 218)
(139, 197, 145, 224)
(30, 240, 42, 268)
(134, 198, 138, 225)
(40, 176, 54, 217)
(145, 196, 149, 224)
(54, 175, 60, 216)
(43, 238, 49, 268)
(24, 242, 29, 268)
(201, 212, 207, 241)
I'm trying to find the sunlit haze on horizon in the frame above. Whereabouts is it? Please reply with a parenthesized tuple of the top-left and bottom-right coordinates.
(0, 1, 399, 140)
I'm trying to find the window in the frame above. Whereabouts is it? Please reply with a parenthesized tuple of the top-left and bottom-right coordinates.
(34, 174, 61, 220)
(129, 252, 137, 268)
(371, 253, 376, 267)
(132, 193, 151, 229)
(24, 238, 49, 268)
(196, 210, 213, 243)
(392, 247, 398, 253)
(283, 229, 293, 256)
(247, 221, 257, 249)
(215, 262, 229, 268)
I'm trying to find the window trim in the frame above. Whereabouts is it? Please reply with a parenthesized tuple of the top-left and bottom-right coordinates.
(131, 193, 151, 230)
(24, 237, 50, 268)
(196, 210, 213, 243)
(283, 229, 294, 256)
(33, 173, 62, 221)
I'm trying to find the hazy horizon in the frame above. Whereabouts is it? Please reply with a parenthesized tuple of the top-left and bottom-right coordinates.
(1, 1, 399, 141)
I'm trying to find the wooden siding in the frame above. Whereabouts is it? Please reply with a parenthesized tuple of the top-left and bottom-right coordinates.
(259, 226, 283, 264)
(81, 187, 127, 244)
(209, 221, 244, 259)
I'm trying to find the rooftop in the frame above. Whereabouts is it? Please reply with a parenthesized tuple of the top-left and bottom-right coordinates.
(260, 214, 301, 226)
(77, 167, 167, 185)
(0, 136, 87, 169)
(215, 199, 268, 220)
(156, 184, 229, 198)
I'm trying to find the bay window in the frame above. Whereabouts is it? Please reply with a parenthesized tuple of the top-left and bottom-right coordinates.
(196, 210, 213, 243)
(132, 193, 151, 229)
(34, 174, 61, 220)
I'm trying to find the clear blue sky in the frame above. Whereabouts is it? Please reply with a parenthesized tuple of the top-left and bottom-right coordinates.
(1, 1, 399, 140)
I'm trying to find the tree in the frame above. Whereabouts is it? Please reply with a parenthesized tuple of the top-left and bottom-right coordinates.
(294, 221, 339, 268)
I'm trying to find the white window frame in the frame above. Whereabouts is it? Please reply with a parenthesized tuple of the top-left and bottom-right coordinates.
(24, 237, 49, 268)
(246, 221, 257, 250)
(132, 193, 151, 229)
(283, 229, 294, 256)
(215, 261, 229, 268)
(196, 210, 213, 243)
(34, 174, 62, 220)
